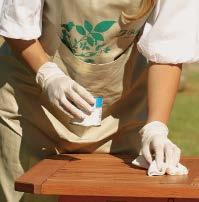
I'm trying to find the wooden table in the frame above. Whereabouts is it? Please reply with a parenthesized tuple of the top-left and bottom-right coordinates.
(15, 154, 199, 202)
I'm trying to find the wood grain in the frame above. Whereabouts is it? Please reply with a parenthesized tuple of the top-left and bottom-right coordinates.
(15, 154, 199, 199)
(15, 158, 67, 193)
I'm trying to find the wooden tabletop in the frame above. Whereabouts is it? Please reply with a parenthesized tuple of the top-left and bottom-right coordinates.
(15, 154, 199, 199)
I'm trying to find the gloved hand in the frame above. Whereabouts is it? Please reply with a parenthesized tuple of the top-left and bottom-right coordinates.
(36, 62, 95, 119)
(139, 121, 181, 172)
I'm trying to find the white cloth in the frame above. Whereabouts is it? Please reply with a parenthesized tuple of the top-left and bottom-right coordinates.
(132, 155, 189, 176)
(0, 0, 199, 63)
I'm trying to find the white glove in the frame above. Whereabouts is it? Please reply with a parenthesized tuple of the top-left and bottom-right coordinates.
(139, 121, 181, 171)
(36, 62, 95, 119)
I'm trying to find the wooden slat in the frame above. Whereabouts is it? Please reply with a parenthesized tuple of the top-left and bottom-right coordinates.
(15, 158, 67, 193)
(42, 181, 199, 198)
(15, 154, 199, 199)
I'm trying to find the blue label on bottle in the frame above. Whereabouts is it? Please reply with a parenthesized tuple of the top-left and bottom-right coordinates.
(95, 97, 103, 108)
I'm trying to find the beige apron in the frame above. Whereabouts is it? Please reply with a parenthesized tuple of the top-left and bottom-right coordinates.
(0, 0, 155, 201)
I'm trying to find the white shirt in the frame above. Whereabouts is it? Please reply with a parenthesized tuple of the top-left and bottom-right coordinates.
(0, 0, 43, 40)
(0, 0, 199, 64)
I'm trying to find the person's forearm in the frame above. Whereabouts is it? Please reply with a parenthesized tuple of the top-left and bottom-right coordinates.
(4, 38, 49, 73)
(147, 63, 182, 124)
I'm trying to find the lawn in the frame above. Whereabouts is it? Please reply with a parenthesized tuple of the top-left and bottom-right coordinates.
(169, 65, 199, 156)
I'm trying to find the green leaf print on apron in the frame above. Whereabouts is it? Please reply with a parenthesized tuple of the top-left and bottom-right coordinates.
(61, 20, 116, 63)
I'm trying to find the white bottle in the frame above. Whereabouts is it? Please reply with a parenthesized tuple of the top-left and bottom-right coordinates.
(71, 96, 103, 127)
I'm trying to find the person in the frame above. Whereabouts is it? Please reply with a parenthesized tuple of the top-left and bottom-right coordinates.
(0, 0, 198, 201)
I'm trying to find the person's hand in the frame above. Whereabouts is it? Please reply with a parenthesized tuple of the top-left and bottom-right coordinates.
(139, 121, 181, 171)
(36, 62, 95, 119)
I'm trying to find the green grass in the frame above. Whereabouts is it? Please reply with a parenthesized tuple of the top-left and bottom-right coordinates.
(168, 67, 199, 156)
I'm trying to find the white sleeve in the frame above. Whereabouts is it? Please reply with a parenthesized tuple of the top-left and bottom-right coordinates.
(0, 0, 44, 40)
(137, 0, 199, 64)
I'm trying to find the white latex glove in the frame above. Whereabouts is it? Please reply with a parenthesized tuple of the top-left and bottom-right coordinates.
(139, 121, 181, 172)
(36, 62, 95, 119)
